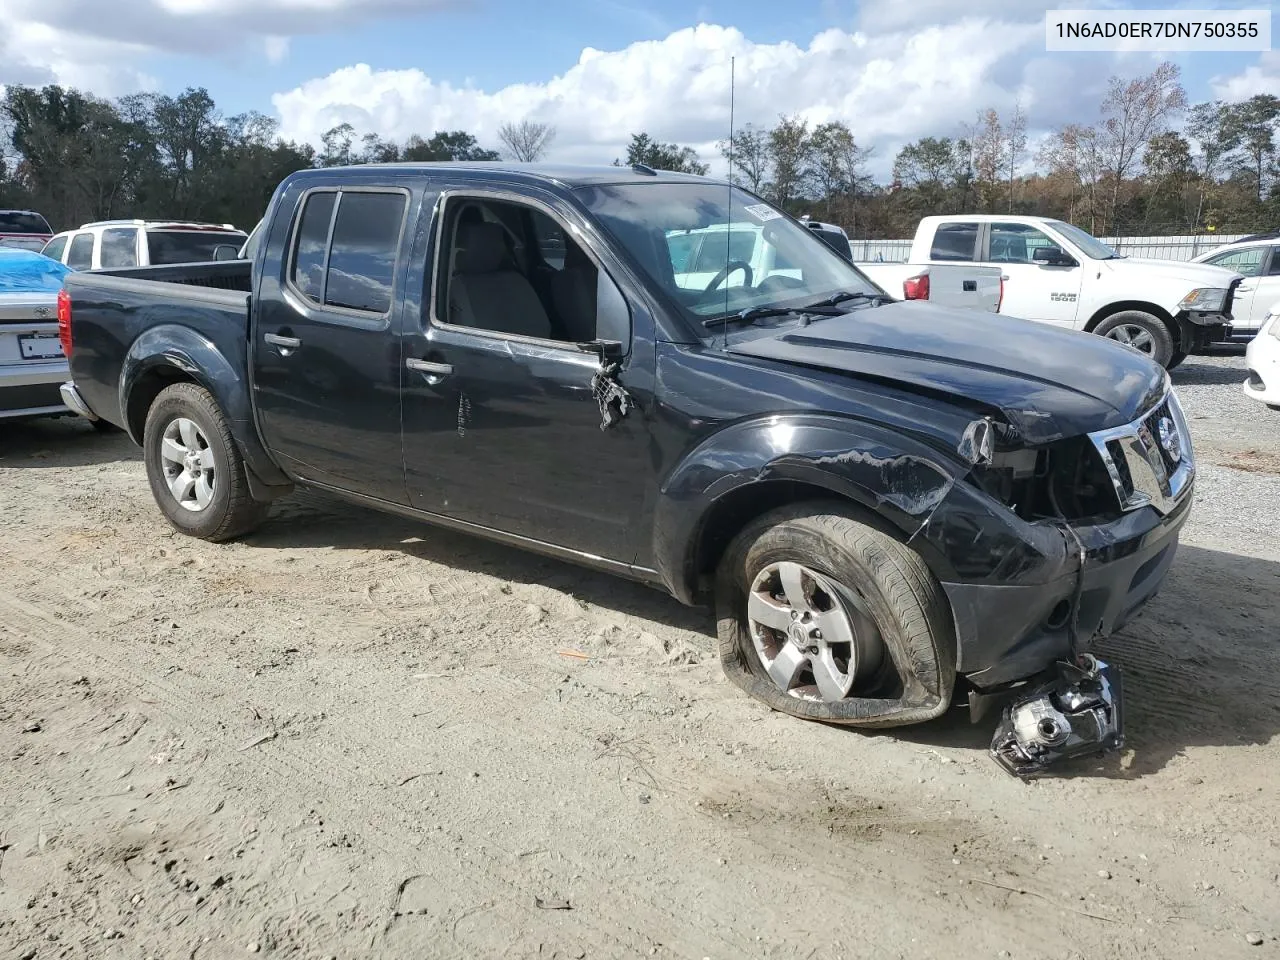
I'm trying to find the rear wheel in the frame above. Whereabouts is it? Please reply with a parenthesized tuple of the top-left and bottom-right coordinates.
(143, 383, 268, 542)
(1095, 310, 1175, 368)
(715, 503, 955, 727)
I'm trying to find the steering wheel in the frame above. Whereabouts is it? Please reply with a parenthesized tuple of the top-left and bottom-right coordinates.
(758, 275, 805, 294)
(704, 260, 753, 293)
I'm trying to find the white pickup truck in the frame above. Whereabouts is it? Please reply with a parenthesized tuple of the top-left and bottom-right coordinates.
(669, 219, 1003, 313)
(888, 215, 1244, 369)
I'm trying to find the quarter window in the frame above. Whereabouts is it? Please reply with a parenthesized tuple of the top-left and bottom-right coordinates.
(100, 227, 139, 268)
(930, 222, 979, 261)
(42, 235, 68, 263)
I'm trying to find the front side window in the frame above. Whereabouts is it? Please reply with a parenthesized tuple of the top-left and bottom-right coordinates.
(100, 228, 139, 268)
(576, 182, 879, 333)
(988, 223, 1060, 264)
(930, 222, 979, 261)
(1205, 246, 1265, 278)
(41, 235, 68, 263)
(66, 233, 93, 269)
(435, 195, 628, 345)
(1048, 220, 1120, 260)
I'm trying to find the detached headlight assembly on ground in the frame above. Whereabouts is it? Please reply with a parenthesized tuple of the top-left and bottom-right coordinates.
(1178, 288, 1228, 312)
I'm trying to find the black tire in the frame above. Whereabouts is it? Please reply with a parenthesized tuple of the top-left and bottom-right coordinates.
(90, 418, 121, 433)
(714, 502, 955, 728)
(1094, 310, 1175, 368)
(143, 382, 269, 542)
(1166, 350, 1188, 371)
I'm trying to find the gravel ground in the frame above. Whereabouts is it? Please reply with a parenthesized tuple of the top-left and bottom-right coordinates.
(1, 349, 1279, 960)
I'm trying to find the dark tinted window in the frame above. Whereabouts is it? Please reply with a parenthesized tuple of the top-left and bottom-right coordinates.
(1268, 250, 1280, 277)
(100, 228, 139, 268)
(323, 192, 406, 313)
(41, 236, 67, 262)
(0, 211, 52, 234)
(67, 233, 94, 269)
(147, 230, 247, 266)
(291, 192, 336, 303)
(930, 222, 979, 261)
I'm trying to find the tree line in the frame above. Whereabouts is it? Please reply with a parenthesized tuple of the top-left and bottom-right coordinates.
(2, 62, 1276, 239)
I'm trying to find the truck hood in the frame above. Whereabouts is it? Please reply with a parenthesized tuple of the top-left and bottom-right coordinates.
(1102, 257, 1242, 289)
(727, 300, 1168, 445)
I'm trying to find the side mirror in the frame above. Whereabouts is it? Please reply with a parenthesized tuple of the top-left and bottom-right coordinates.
(212, 244, 240, 261)
(1033, 246, 1075, 267)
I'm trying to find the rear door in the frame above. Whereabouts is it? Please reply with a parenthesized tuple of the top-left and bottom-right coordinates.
(982, 221, 1083, 327)
(251, 183, 415, 502)
(65, 233, 94, 271)
(99, 227, 140, 269)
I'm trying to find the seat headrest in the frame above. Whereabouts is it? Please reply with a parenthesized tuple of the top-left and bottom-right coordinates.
(454, 221, 507, 274)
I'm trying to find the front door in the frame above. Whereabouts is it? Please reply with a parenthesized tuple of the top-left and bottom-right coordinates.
(400, 188, 650, 563)
(252, 184, 414, 502)
(983, 221, 1084, 327)
(1204, 244, 1279, 335)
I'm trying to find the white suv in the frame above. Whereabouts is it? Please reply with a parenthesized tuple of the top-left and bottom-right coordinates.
(1192, 231, 1280, 341)
(41, 219, 247, 271)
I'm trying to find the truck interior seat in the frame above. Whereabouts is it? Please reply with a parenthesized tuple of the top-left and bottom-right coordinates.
(448, 221, 552, 339)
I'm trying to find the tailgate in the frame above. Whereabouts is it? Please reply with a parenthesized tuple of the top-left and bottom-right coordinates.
(913, 264, 1004, 312)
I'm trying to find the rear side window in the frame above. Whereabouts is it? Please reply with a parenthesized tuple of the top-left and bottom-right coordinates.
(147, 230, 247, 265)
(100, 228, 139, 268)
(930, 222, 979, 261)
(324, 193, 406, 313)
(0, 211, 52, 234)
(289, 189, 406, 315)
(66, 233, 94, 269)
(42, 236, 68, 262)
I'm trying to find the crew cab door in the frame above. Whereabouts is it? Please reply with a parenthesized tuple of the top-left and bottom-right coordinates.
(251, 183, 413, 502)
(980, 222, 1083, 327)
(400, 187, 650, 563)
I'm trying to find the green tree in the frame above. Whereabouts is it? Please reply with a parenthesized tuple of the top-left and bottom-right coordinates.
(717, 124, 770, 191)
(765, 116, 810, 207)
(615, 132, 708, 174)
(1221, 93, 1280, 203)
(402, 130, 500, 162)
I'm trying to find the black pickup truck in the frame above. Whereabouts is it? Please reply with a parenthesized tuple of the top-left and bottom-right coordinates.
(59, 163, 1195, 773)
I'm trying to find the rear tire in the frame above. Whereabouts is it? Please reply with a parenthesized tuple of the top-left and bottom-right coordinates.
(1095, 310, 1175, 368)
(714, 502, 955, 727)
(143, 383, 268, 542)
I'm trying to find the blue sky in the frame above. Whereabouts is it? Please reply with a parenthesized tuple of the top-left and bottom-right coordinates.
(2, 0, 1275, 176)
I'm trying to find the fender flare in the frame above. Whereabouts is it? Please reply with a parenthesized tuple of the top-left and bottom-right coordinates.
(120, 324, 291, 488)
(652, 413, 966, 603)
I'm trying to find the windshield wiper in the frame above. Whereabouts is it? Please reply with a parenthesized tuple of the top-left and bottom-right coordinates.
(701, 303, 843, 329)
(806, 290, 894, 309)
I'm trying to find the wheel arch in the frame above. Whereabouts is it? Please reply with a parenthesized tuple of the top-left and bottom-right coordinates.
(1084, 300, 1180, 349)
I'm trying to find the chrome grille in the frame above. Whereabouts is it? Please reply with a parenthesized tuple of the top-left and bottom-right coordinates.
(1088, 388, 1194, 516)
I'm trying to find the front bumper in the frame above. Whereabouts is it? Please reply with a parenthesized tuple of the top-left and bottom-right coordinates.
(1243, 329, 1280, 408)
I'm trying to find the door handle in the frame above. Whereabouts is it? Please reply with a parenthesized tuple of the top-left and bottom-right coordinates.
(962, 280, 977, 292)
(264, 332, 301, 349)
(406, 358, 453, 383)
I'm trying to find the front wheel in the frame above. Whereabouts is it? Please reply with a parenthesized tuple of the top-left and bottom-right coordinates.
(143, 382, 269, 542)
(714, 503, 955, 727)
(1095, 310, 1175, 368)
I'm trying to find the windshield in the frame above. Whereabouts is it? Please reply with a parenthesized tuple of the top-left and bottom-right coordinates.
(239, 220, 263, 260)
(575, 183, 881, 334)
(147, 229, 248, 265)
(1048, 220, 1120, 260)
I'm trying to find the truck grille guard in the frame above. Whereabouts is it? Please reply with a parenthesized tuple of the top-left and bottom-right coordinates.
(1088, 386, 1194, 517)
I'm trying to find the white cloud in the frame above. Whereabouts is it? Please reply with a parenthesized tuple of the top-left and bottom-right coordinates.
(1210, 51, 1280, 102)
(264, 36, 291, 65)
(272, 20, 1087, 177)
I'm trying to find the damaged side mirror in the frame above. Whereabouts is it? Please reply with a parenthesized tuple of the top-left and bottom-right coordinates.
(577, 338, 624, 363)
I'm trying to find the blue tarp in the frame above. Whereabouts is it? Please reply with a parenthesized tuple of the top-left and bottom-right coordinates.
(0, 249, 72, 294)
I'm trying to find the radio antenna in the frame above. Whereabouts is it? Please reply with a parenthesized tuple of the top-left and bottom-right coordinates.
(722, 55, 735, 350)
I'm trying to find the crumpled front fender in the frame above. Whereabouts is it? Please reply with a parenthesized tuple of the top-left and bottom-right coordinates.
(653, 413, 967, 603)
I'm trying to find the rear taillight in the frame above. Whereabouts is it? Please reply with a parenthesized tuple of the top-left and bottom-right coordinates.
(903, 272, 929, 300)
(57, 287, 72, 358)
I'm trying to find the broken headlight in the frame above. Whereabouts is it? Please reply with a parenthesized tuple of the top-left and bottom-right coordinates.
(964, 434, 1117, 523)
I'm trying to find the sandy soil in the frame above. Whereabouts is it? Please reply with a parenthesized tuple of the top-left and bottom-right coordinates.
(2, 364, 1280, 959)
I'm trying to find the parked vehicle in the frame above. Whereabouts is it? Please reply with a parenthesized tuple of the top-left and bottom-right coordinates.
(59, 164, 1196, 772)
(1191, 230, 1280, 342)
(0, 210, 54, 252)
(41, 220, 247, 271)
(0, 249, 75, 422)
(1244, 300, 1280, 410)
(674, 218, 1003, 312)
(894, 215, 1245, 368)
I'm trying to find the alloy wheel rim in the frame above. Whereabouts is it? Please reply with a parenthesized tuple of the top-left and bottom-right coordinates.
(1106, 323, 1156, 354)
(160, 417, 216, 512)
(746, 561, 883, 703)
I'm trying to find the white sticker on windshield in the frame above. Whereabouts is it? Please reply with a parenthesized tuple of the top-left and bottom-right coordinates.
(741, 203, 781, 222)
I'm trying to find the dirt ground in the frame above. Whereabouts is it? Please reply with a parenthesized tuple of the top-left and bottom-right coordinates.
(3, 357, 1280, 960)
